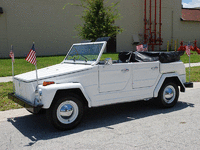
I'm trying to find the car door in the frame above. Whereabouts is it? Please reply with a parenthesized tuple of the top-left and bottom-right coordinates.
(132, 62, 160, 89)
(98, 63, 131, 93)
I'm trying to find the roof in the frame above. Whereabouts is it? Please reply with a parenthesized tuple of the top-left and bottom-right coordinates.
(181, 8, 200, 22)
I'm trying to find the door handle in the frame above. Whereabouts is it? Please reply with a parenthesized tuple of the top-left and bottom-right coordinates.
(121, 69, 129, 72)
(151, 66, 158, 70)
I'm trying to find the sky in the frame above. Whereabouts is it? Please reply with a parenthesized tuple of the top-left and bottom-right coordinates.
(182, 0, 200, 8)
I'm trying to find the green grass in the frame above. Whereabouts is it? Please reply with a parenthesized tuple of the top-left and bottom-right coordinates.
(180, 51, 200, 63)
(0, 82, 22, 111)
(0, 56, 66, 77)
(186, 66, 200, 82)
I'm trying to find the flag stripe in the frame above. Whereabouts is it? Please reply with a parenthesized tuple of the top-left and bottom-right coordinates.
(9, 50, 14, 62)
(186, 45, 191, 56)
(136, 44, 148, 51)
(25, 44, 37, 65)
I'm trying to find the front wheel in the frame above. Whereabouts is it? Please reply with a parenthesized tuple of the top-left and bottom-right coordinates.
(157, 82, 179, 108)
(47, 95, 84, 130)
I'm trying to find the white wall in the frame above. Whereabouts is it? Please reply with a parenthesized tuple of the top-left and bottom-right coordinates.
(0, 0, 82, 58)
(0, 0, 200, 58)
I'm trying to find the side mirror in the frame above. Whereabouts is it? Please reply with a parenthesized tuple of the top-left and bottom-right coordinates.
(104, 58, 112, 65)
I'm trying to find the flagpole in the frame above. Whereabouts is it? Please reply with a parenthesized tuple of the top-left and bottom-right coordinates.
(188, 41, 191, 83)
(11, 45, 15, 93)
(189, 54, 191, 82)
(34, 42, 39, 91)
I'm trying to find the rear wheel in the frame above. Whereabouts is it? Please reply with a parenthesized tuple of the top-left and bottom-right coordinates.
(157, 82, 179, 108)
(47, 94, 84, 130)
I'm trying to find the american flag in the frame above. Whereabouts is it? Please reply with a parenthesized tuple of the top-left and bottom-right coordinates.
(25, 44, 37, 65)
(186, 45, 191, 57)
(143, 44, 148, 51)
(9, 50, 14, 62)
(136, 44, 143, 51)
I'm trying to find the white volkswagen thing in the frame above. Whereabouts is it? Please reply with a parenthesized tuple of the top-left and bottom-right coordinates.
(8, 40, 193, 130)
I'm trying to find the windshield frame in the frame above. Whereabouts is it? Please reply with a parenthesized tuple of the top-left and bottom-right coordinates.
(63, 41, 107, 65)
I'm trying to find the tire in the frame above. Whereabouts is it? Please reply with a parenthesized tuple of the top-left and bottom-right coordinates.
(157, 82, 179, 108)
(46, 94, 84, 130)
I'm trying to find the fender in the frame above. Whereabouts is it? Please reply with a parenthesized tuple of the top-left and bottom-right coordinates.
(38, 83, 91, 109)
(153, 73, 185, 97)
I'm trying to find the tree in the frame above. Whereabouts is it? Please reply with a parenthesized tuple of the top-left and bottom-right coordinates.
(67, 0, 123, 41)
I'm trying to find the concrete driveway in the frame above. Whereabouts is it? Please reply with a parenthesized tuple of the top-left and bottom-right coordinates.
(0, 83, 200, 150)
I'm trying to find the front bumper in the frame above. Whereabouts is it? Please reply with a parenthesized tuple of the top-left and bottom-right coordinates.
(184, 82, 193, 88)
(8, 93, 43, 113)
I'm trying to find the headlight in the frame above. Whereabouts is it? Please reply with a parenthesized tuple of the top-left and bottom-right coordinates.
(38, 89, 42, 100)
(35, 89, 42, 103)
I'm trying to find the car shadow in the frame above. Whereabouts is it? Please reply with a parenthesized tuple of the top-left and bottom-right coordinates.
(7, 100, 194, 146)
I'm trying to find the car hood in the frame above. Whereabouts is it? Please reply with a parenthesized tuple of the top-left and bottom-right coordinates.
(14, 63, 93, 82)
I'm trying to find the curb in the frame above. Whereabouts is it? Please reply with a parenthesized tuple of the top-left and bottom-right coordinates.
(0, 76, 12, 83)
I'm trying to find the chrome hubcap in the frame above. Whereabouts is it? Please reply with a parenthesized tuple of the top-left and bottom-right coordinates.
(57, 101, 79, 124)
(60, 104, 74, 117)
(163, 85, 176, 104)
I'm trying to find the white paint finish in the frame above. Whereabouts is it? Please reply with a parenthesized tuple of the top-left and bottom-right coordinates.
(160, 61, 186, 75)
(98, 64, 131, 92)
(132, 62, 160, 89)
(153, 73, 186, 97)
(38, 82, 92, 108)
(90, 87, 154, 107)
(14, 63, 93, 82)
(14, 80, 36, 104)
(11, 41, 187, 109)
(13, 61, 186, 109)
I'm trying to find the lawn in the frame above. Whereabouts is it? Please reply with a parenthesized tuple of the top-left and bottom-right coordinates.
(186, 66, 200, 82)
(180, 51, 200, 63)
(0, 82, 22, 111)
(0, 56, 66, 77)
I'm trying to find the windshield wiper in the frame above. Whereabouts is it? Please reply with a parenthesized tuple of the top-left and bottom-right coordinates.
(81, 55, 88, 62)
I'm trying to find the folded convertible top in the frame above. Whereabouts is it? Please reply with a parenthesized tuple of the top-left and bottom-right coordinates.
(119, 51, 184, 63)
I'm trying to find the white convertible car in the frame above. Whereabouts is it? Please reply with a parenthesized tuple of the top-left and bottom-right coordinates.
(8, 40, 192, 130)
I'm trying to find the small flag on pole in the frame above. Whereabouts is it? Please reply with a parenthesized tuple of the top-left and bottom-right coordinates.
(186, 42, 191, 57)
(143, 44, 148, 51)
(186, 46, 191, 56)
(136, 44, 143, 51)
(25, 43, 37, 65)
(9, 49, 14, 62)
(9, 45, 15, 93)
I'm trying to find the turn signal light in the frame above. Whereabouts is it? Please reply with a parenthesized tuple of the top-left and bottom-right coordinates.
(43, 81, 55, 86)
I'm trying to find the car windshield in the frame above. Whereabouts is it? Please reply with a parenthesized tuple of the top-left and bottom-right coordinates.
(65, 43, 104, 64)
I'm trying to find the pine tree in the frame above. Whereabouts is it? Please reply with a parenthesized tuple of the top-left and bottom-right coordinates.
(68, 0, 123, 41)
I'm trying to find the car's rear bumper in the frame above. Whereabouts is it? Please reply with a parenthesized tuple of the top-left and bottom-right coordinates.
(184, 82, 193, 88)
(8, 93, 43, 113)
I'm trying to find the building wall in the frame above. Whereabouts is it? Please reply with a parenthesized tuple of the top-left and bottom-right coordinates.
(0, 0, 200, 58)
(0, 0, 82, 58)
(179, 21, 200, 47)
(116, 0, 184, 52)
(116, 0, 200, 52)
